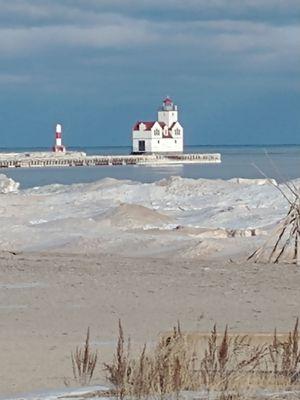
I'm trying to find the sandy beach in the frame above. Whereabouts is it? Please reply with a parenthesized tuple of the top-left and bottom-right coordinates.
(1, 250, 300, 396)
(1, 174, 300, 396)
(1, 0, 299, 395)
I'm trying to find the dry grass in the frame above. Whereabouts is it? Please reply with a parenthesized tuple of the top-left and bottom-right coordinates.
(247, 176, 300, 265)
(101, 324, 278, 398)
(71, 327, 98, 386)
(103, 320, 131, 399)
(71, 320, 300, 399)
(269, 318, 300, 383)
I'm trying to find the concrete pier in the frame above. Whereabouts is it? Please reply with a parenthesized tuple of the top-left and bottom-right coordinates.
(0, 151, 221, 168)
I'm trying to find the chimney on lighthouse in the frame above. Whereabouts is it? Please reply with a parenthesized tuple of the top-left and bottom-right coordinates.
(53, 123, 66, 153)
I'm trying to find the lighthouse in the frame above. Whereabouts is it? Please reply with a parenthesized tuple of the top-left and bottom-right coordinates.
(132, 97, 184, 154)
(53, 123, 66, 153)
(157, 97, 179, 128)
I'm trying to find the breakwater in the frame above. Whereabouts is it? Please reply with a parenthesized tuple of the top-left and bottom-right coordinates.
(0, 152, 221, 168)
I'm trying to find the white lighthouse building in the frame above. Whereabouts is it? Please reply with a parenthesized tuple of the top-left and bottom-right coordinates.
(132, 97, 184, 154)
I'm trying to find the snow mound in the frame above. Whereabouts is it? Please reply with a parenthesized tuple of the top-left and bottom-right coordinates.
(0, 175, 291, 256)
(0, 174, 19, 193)
(179, 227, 265, 239)
(3, 385, 109, 400)
(100, 203, 172, 229)
(229, 178, 277, 186)
(27, 177, 135, 195)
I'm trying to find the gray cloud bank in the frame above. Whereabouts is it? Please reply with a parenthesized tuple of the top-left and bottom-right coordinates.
(0, 1, 299, 66)
(0, 0, 299, 146)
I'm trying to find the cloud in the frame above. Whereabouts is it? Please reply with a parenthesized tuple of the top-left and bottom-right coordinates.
(0, 11, 298, 62)
(0, 0, 298, 147)
(1, 0, 299, 26)
(0, 73, 31, 85)
(0, 18, 159, 57)
(64, 0, 300, 23)
(0, 0, 298, 89)
(0, 0, 300, 58)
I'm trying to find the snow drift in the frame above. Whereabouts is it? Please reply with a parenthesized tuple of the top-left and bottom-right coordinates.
(0, 174, 291, 258)
(0, 174, 19, 194)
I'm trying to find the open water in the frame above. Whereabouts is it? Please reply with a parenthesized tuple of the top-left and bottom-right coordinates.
(1, 145, 300, 189)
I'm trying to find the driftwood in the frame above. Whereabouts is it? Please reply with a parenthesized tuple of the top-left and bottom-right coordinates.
(248, 179, 300, 265)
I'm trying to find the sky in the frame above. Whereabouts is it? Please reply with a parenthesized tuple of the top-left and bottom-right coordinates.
(0, 0, 299, 148)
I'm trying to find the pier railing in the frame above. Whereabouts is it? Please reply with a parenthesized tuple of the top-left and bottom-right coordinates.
(0, 152, 221, 169)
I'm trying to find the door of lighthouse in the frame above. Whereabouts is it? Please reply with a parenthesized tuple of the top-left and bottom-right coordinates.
(138, 140, 145, 152)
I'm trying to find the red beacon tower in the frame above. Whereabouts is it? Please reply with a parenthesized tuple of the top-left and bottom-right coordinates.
(53, 123, 66, 153)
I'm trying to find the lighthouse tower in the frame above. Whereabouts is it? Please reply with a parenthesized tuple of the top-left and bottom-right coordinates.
(157, 97, 178, 127)
(53, 123, 66, 153)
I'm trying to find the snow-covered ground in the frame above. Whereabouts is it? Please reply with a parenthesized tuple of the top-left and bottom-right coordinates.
(0, 173, 291, 259)
(0, 385, 109, 400)
(4, 386, 300, 400)
(1, 173, 299, 399)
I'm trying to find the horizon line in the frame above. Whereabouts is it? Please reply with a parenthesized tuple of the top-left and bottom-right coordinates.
(2, 143, 300, 150)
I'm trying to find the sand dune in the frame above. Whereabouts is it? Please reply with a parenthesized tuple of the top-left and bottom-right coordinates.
(100, 203, 172, 228)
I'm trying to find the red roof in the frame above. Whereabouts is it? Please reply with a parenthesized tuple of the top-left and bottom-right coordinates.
(133, 121, 154, 130)
(163, 97, 173, 104)
(169, 122, 178, 129)
(133, 121, 166, 131)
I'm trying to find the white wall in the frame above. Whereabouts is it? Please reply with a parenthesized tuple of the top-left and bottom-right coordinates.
(150, 138, 183, 152)
(132, 137, 153, 153)
(133, 136, 183, 153)
(157, 111, 178, 127)
(132, 119, 184, 153)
